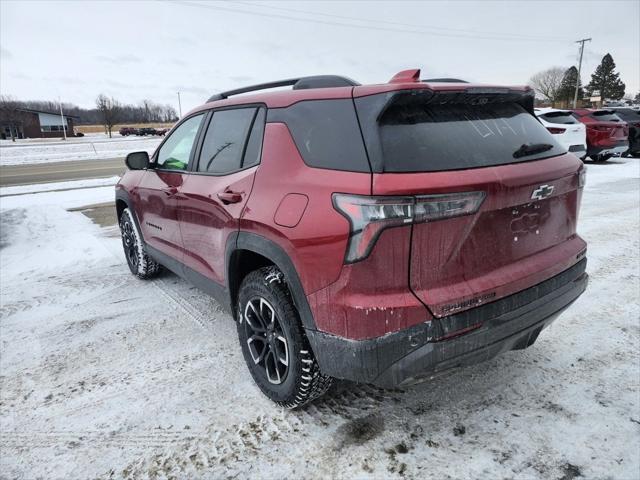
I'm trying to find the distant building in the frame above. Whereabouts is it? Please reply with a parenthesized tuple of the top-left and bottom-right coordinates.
(0, 108, 78, 139)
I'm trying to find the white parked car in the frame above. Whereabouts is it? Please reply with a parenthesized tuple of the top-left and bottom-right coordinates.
(535, 108, 587, 159)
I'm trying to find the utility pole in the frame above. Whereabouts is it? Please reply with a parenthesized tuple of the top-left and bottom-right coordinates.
(177, 91, 182, 118)
(58, 97, 67, 141)
(573, 38, 591, 108)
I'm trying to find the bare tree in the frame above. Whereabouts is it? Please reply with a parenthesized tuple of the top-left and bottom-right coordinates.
(163, 105, 178, 122)
(96, 94, 122, 138)
(529, 67, 565, 104)
(0, 95, 29, 141)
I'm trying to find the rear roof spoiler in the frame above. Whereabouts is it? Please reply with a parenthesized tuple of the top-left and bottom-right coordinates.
(206, 75, 360, 102)
(375, 87, 535, 122)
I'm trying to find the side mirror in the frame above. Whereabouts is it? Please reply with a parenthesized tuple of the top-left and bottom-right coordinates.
(125, 151, 150, 170)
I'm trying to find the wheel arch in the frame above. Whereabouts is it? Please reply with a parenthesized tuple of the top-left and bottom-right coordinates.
(115, 190, 132, 221)
(115, 190, 144, 237)
(227, 232, 317, 331)
(115, 198, 128, 221)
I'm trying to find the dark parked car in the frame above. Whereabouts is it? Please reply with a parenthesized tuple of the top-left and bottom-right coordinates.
(570, 109, 629, 162)
(119, 127, 138, 136)
(606, 107, 640, 157)
(116, 69, 588, 408)
(136, 127, 157, 136)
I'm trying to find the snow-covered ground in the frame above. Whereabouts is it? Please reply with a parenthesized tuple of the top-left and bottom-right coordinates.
(0, 159, 639, 479)
(0, 176, 120, 197)
(0, 134, 161, 166)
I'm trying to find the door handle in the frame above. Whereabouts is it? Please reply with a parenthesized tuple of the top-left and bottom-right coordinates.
(162, 186, 178, 196)
(217, 191, 243, 204)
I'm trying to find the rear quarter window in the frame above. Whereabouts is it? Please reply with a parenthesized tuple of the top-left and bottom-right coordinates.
(267, 99, 370, 172)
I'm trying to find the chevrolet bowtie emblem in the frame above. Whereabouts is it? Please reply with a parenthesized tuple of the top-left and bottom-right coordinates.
(531, 184, 554, 201)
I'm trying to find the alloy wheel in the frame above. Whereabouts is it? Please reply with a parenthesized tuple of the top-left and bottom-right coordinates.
(243, 297, 289, 384)
(121, 220, 138, 269)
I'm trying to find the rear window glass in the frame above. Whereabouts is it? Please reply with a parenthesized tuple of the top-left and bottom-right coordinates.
(267, 99, 370, 172)
(355, 95, 565, 172)
(607, 109, 640, 122)
(540, 111, 578, 125)
(590, 111, 622, 122)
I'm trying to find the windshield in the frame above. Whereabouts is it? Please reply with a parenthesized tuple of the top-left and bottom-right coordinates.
(355, 97, 565, 172)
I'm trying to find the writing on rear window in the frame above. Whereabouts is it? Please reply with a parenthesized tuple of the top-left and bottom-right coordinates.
(355, 96, 566, 173)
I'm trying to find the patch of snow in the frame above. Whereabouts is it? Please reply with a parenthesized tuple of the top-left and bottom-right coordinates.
(0, 159, 638, 479)
(0, 176, 120, 196)
(0, 136, 161, 166)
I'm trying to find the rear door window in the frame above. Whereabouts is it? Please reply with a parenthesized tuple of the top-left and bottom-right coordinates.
(540, 111, 579, 125)
(197, 108, 257, 174)
(355, 95, 565, 172)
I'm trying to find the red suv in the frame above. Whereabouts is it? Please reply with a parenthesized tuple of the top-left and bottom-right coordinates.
(570, 108, 629, 162)
(116, 69, 588, 408)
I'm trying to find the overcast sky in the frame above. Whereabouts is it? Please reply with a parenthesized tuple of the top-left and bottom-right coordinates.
(1, 0, 638, 113)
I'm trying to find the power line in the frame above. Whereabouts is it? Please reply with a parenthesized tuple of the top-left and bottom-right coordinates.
(234, 0, 572, 42)
(170, 0, 574, 43)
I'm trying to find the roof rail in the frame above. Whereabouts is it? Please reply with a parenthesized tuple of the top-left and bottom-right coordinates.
(206, 75, 360, 103)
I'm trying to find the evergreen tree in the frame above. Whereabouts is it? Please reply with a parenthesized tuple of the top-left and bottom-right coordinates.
(586, 53, 626, 100)
(557, 66, 583, 107)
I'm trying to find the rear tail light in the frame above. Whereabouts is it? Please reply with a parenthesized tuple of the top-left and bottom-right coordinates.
(333, 192, 485, 263)
(587, 125, 612, 132)
(546, 127, 566, 134)
(579, 168, 586, 188)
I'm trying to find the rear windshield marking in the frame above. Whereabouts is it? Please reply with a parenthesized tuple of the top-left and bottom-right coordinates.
(468, 116, 494, 138)
(502, 118, 517, 136)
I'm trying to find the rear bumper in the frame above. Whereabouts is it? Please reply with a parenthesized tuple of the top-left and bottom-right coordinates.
(588, 142, 629, 157)
(307, 258, 588, 387)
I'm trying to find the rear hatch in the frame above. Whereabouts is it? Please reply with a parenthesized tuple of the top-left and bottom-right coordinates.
(354, 87, 586, 317)
(586, 110, 629, 146)
(538, 110, 586, 152)
(612, 109, 640, 149)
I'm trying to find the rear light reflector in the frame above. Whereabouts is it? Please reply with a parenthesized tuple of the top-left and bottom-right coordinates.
(333, 191, 485, 263)
(436, 323, 482, 341)
(546, 127, 566, 134)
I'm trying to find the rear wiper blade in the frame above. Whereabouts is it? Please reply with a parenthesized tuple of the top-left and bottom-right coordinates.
(512, 143, 554, 159)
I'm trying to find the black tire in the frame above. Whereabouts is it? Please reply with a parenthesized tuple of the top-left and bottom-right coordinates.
(119, 208, 161, 279)
(592, 154, 611, 162)
(237, 267, 333, 408)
